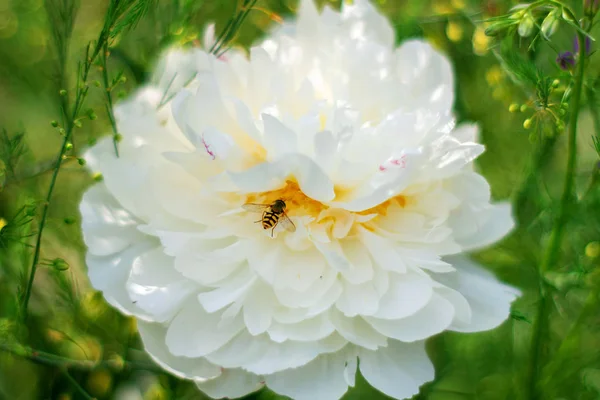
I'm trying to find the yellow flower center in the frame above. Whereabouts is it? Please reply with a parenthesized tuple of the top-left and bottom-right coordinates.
(243, 179, 407, 229)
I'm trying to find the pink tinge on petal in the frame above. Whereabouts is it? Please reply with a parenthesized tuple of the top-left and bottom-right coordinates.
(201, 133, 216, 160)
(379, 154, 407, 171)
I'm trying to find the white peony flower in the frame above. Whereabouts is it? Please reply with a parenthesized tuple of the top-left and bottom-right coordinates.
(79, 0, 520, 399)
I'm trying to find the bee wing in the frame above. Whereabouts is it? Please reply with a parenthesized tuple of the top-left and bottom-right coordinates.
(242, 203, 270, 213)
(279, 212, 296, 232)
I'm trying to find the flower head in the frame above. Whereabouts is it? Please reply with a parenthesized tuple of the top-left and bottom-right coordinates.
(80, 1, 519, 399)
(557, 35, 592, 71)
(557, 51, 576, 70)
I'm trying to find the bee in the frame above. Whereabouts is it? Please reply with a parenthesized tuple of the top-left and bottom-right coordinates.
(242, 199, 296, 237)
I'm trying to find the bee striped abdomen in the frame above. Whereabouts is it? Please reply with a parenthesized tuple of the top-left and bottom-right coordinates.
(262, 211, 280, 229)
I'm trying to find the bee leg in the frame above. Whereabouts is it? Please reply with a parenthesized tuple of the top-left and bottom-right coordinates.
(257, 211, 266, 225)
(271, 226, 275, 237)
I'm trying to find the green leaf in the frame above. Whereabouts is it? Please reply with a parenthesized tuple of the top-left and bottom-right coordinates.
(342, 371, 390, 400)
(250, 388, 288, 400)
(111, 0, 157, 38)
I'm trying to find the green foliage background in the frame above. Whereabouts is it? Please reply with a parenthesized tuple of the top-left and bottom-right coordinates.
(1, 0, 599, 399)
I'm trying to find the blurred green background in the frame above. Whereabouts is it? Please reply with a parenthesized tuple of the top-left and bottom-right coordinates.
(1, 0, 600, 399)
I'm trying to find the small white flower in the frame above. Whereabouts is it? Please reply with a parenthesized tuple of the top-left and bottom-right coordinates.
(80, 1, 520, 399)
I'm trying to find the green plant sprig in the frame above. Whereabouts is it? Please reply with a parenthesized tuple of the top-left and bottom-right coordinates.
(525, 22, 593, 400)
(212, 0, 259, 57)
(0, 343, 163, 373)
(21, 0, 155, 322)
(100, 41, 122, 157)
(486, 0, 596, 44)
(156, 0, 260, 110)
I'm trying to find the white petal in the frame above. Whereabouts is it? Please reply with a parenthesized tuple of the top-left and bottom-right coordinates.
(204, 331, 270, 368)
(155, 228, 231, 257)
(404, 251, 456, 273)
(80, 184, 142, 257)
(244, 333, 347, 375)
(339, 239, 374, 284)
(439, 256, 520, 332)
(175, 74, 237, 137)
(137, 320, 220, 380)
(268, 312, 335, 342)
(372, 272, 433, 320)
(435, 285, 472, 328)
(196, 369, 264, 399)
(274, 248, 325, 292)
(358, 227, 406, 273)
(333, 150, 422, 212)
(262, 113, 297, 158)
(86, 242, 156, 320)
(174, 239, 246, 285)
(330, 309, 387, 350)
(313, 240, 351, 273)
(452, 123, 480, 143)
(243, 281, 276, 335)
(152, 48, 202, 99)
(394, 40, 454, 113)
(365, 293, 455, 342)
(206, 332, 347, 375)
(198, 268, 256, 313)
(165, 299, 244, 357)
(190, 126, 237, 162)
(127, 247, 196, 322)
(454, 202, 515, 251)
(247, 238, 282, 283)
(274, 266, 338, 309)
(314, 130, 338, 173)
(265, 349, 351, 400)
(359, 340, 434, 399)
(336, 279, 380, 317)
(86, 151, 151, 220)
(232, 99, 262, 142)
(295, 0, 322, 45)
(447, 171, 491, 203)
(341, 0, 395, 48)
(228, 154, 335, 202)
(344, 353, 358, 387)
(430, 139, 484, 178)
(162, 149, 221, 184)
(305, 279, 344, 318)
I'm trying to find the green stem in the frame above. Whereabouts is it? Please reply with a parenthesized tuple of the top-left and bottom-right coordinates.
(0, 344, 163, 373)
(22, 45, 105, 323)
(63, 370, 94, 400)
(216, 0, 259, 58)
(525, 29, 588, 400)
(22, 132, 73, 322)
(101, 41, 120, 157)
